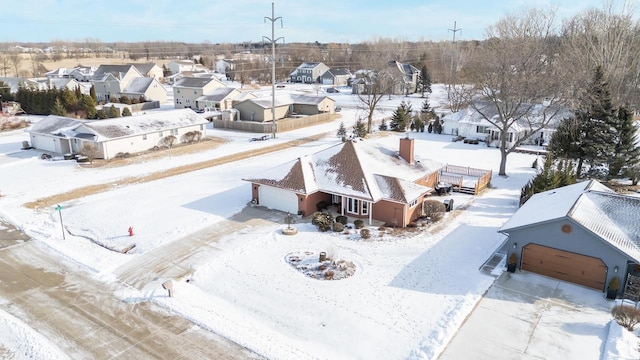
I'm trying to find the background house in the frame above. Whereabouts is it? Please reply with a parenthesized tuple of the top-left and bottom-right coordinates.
(172, 76, 227, 109)
(168, 60, 209, 75)
(233, 94, 335, 122)
(500, 180, 640, 295)
(27, 109, 208, 159)
(321, 68, 352, 86)
(130, 63, 164, 80)
(90, 65, 144, 102)
(289, 62, 330, 83)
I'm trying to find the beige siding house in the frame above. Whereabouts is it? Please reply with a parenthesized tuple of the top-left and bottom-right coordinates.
(27, 109, 208, 159)
(173, 77, 227, 109)
(233, 94, 335, 122)
(91, 65, 144, 102)
(120, 77, 168, 103)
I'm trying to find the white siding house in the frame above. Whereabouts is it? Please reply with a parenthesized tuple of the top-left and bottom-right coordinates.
(28, 109, 208, 159)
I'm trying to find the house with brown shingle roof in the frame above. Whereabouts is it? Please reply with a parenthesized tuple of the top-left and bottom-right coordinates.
(244, 136, 442, 227)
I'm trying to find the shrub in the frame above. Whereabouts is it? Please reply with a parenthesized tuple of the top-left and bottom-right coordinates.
(508, 253, 518, 265)
(324, 270, 335, 280)
(311, 212, 334, 232)
(612, 305, 640, 331)
(353, 219, 364, 229)
(360, 228, 371, 239)
(335, 215, 348, 225)
(333, 222, 344, 232)
(423, 199, 446, 222)
(609, 276, 620, 291)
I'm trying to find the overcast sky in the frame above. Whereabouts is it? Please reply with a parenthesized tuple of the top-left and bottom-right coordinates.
(0, 0, 623, 44)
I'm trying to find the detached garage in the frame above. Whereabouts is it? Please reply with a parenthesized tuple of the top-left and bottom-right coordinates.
(499, 180, 640, 295)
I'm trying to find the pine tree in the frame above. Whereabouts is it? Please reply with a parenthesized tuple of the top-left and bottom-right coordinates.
(433, 116, 443, 134)
(89, 85, 97, 101)
(108, 105, 120, 118)
(418, 65, 432, 97)
(519, 155, 577, 205)
(378, 118, 388, 131)
(353, 118, 367, 138)
(412, 114, 424, 133)
(608, 106, 640, 178)
(337, 121, 347, 138)
(80, 95, 97, 119)
(51, 98, 66, 116)
(389, 100, 411, 132)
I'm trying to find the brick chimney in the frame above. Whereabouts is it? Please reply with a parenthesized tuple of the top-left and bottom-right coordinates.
(399, 136, 414, 164)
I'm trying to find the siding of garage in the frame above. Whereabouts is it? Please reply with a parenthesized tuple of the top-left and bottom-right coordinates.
(258, 185, 299, 214)
(507, 218, 632, 292)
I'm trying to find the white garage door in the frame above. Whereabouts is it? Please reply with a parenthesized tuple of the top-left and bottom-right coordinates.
(33, 135, 57, 152)
(258, 186, 299, 214)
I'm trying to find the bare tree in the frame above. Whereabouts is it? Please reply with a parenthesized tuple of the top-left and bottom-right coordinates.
(8, 50, 22, 77)
(560, 1, 640, 107)
(456, 7, 569, 176)
(356, 68, 395, 133)
(79, 143, 101, 164)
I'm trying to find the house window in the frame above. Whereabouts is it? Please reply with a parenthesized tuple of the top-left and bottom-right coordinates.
(159, 131, 163, 138)
(476, 126, 491, 134)
(200, 124, 204, 130)
(194, 90, 197, 94)
(172, 129, 178, 136)
(362, 201, 369, 215)
(347, 198, 359, 214)
(142, 134, 147, 140)
(409, 199, 418, 207)
(332, 194, 340, 204)
(177, 89, 180, 93)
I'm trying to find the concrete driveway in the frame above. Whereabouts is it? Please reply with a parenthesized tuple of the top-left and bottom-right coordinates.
(439, 271, 615, 360)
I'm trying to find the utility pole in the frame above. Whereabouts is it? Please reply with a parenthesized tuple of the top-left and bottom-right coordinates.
(448, 21, 461, 99)
(263, 2, 284, 139)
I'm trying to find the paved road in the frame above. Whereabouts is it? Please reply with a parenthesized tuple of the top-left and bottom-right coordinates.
(0, 221, 262, 359)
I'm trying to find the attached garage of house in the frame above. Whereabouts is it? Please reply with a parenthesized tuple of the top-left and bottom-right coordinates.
(521, 244, 607, 290)
(258, 185, 299, 215)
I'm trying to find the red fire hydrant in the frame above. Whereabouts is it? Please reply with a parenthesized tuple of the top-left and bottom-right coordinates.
(128, 226, 134, 236)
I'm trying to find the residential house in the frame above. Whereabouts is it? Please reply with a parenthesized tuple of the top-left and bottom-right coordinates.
(244, 136, 442, 226)
(130, 63, 164, 80)
(195, 87, 243, 111)
(37, 78, 91, 95)
(215, 59, 236, 75)
(168, 60, 209, 75)
(442, 101, 571, 147)
(0, 77, 41, 93)
(90, 65, 144, 102)
(289, 62, 330, 83)
(172, 76, 227, 109)
(27, 109, 208, 159)
(119, 77, 167, 104)
(45, 66, 96, 82)
(321, 68, 352, 86)
(500, 180, 640, 295)
(350, 71, 375, 95)
(233, 94, 335, 122)
(387, 60, 420, 95)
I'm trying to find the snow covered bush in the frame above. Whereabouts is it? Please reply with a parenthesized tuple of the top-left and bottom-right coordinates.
(611, 305, 640, 331)
(423, 199, 446, 222)
(333, 222, 344, 232)
(353, 219, 364, 229)
(360, 228, 371, 239)
(311, 212, 334, 232)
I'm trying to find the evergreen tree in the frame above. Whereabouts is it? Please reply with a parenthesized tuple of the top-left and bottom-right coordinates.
(418, 65, 432, 97)
(378, 118, 388, 131)
(108, 105, 120, 118)
(80, 95, 97, 119)
(51, 98, 66, 116)
(519, 155, 577, 205)
(122, 107, 132, 117)
(89, 85, 97, 101)
(337, 121, 347, 138)
(389, 100, 411, 132)
(608, 106, 640, 178)
(578, 66, 617, 177)
(433, 116, 443, 134)
(412, 114, 424, 133)
(353, 118, 367, 138)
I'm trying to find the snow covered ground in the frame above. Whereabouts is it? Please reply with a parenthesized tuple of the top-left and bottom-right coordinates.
(0, 84, 638, 359)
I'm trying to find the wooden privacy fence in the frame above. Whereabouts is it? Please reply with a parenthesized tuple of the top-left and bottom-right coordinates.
(212, 113, 334, 133)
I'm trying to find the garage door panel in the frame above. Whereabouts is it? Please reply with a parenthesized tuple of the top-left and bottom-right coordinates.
(521, 244, 607, 290)
(258, 186, 299, 214)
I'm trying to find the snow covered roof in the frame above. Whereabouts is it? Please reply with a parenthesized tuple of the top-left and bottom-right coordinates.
(28, 109, 208, 142)
(443, 101, 572, 130)
(174, 76, 222, 88)
(244, 138, 440, 203)
(246, 94, 332, 109)
(120, 77, 155, 95)
(499, 180, 640, 261)
(83, 109, 208, 141)
(92, 65, 141, 81)
(195, 87, 238, 102)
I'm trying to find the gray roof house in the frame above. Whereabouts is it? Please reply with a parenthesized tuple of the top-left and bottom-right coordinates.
(27, 109, 208, 159)
(129, 63, 164, 79)
(499, 180, 640, 295)
(321, 68, 352, 86)
(289, 62, 330, 84)
(233, 94, 335, 122)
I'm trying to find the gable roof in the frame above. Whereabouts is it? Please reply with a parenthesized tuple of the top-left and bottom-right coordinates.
(244, 138, 441, 203)
(29, 109, 208, 141)
(92, 65, 142, 81)
(174, 76, 223, 89)
(242, 94, 333, 109)
(129, 63, 158, 75)
(121, 77, 156, 95)
(499, 180, 640, 261)
(196, 87, 239, 102)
